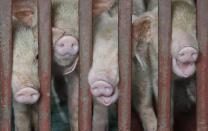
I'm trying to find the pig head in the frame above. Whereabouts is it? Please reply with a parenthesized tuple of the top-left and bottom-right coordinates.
(12, 21, 40, 104)
(131, 1, 198, 130)
(88, 4, 119, 106)
(133, 4, 198, 79)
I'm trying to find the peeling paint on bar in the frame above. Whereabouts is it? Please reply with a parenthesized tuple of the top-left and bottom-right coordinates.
(118, 0, 132, 131)
(37, 0, 52, 130)
(0, 0, 12, 130)
(78, 0, 93, 130)
(158, 0, 172, 131)
(196, 0, 208, 131)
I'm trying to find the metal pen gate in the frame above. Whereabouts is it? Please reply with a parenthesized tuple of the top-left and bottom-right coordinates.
(0, 0, 208, 131)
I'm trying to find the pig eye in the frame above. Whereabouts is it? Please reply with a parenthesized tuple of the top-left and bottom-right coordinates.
(35, 54, 39, 60)
(33, 54, 39, 64)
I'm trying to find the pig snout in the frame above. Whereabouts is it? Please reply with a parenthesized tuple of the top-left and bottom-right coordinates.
(15, 88, 40, 104)
(55, 35, 79, 57)
(91, 81, 113, 97)
(89, 71, 119, 106)
(95, 87, 119, 106)
(172, 47, 198, 78)
(177, 47, 198, 62)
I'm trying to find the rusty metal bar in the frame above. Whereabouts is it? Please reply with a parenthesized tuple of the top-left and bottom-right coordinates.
(158, 0, 172, 131)
(0, 0, 12, 130)
(118, 0, 132, 130)
(196, 0, 208, 131)
(37, 0, 52, 130)
(78, 0, 92, 130)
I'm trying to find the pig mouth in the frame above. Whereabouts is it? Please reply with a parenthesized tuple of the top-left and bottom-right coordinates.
(96, 88, 119, 106)
(172, 58, 196, 78)
(55, 51, 77, 59)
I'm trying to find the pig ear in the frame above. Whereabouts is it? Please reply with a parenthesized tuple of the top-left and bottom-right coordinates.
(13, 0, 37, 27)
(93, 0, 116, 18)
(63, 57, 79, 75)
(132, 12, 155, 43)
(52, 28, 65, 45)
(132, 13, 155, 70)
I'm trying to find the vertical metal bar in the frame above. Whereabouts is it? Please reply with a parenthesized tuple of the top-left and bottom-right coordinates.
(37, 0, 52, 130)
(0, 0, 12, 130)
(78, 0, 92, 130)
(118, 0, 132, 131)
(158, 0, 172, 131)
(196, 0, 208, 131)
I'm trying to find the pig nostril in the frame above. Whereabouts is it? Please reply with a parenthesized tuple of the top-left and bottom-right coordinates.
(18, 94, 24, 98)
(93, 87, 99, 94)
(192, 53, 198, 60)
(105, 87, 113, 94)
(179, 53, 184, 57)
(15, 88, 39, 104)
(72, 43, 77, 49)
(17, 93, 25, 98)
(105, 88, 111, 93)
(17, 93, 23, 97)
(72, 43, 79, 53)
(104, 87, 113, 96)
(32, 93, 39, 100)
(90, 86, 100, 96)
(91, 81, 113, 97)
(60, 43, 65, 47)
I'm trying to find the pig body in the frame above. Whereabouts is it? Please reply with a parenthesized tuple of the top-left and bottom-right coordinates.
(89, 0, 146, 130)
(90, 6, 119, 131)
(132, 1, 198, 131)
(89, 4, 119, 107)
(52, 0, 118, 130)
(51, 0, 79, 67)
(12, 21, 39, 131)
(52, 62, 79, 131)
(173, 75, 196, 112)
(12, 0, 80, 130)
(51, 0, 80, 131)
(89, 0, 147, 107)
(12, 0, 146, 130)
(52, 1, 119, 130)
(52, 67, 79, 131)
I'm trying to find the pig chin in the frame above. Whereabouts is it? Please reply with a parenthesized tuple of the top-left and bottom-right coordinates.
(172, 58, 196, 78)
(54, 54, 76, 67)
(96, 88, 119, 106)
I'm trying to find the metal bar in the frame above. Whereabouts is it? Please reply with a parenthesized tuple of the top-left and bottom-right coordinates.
(196, 0, 208, 131)
(158, 0, 172, 131)
(118, 0, 132, 130)
(37, 0, 52, 130)
(78, 0, 92, 130)
(0, 0, 12, 130)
